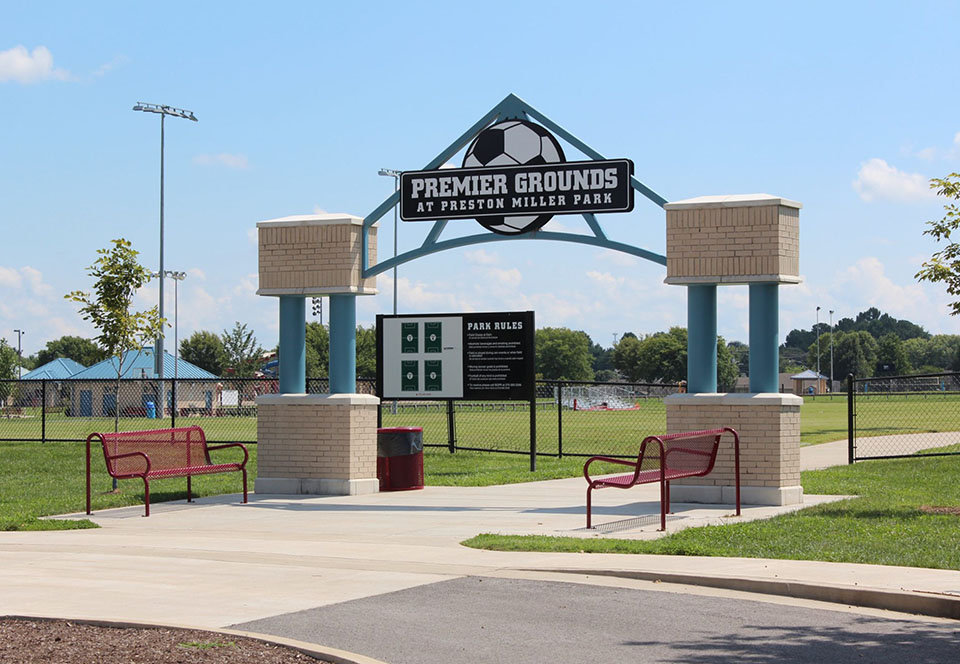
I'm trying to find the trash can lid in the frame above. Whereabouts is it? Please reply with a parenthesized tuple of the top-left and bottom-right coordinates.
(377, 427, 423, 433)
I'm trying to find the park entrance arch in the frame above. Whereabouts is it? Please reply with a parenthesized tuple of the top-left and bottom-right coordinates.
(253, 94, 805, 507)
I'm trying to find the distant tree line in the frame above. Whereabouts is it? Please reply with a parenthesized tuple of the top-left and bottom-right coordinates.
(780, 307, 960, 378)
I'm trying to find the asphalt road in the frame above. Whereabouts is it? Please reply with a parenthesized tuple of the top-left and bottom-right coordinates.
(234, 577, 960, 663)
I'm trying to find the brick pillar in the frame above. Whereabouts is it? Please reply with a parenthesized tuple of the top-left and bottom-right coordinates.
(254, 213, 379, 496)
(665, 393, 803, 505)
(662, 195, 803, 506)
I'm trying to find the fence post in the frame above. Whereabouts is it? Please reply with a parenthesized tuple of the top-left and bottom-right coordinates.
(446, 399, 456, 453)
(170, 379, 177, 429)
(41, 379, 47, 443)
(847, 373, 855, 464)
(557, 382, 563, 458)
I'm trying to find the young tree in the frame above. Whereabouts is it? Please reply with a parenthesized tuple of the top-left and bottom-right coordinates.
(179, 330, 227, 376)
(0, 339, 16, 405)
(220, 322, 264, 377)
(36, 335, 107, 367)
(535, 327, 595, 381)
(916, 173, 960, 315)
(65, 238, 163, 433)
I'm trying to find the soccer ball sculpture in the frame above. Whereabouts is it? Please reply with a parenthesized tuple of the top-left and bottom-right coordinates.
(463, 119, 566, 235)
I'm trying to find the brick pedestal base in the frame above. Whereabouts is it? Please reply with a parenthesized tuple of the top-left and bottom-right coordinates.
(664, 393, 803, 506)
(254, 393, 380, 495)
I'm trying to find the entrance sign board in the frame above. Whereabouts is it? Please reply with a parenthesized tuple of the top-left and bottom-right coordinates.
(377, 311, 535, 401)
(400, 159, 634, 222)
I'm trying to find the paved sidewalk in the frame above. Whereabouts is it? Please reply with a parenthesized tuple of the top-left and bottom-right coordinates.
(1, 438, 959, 661)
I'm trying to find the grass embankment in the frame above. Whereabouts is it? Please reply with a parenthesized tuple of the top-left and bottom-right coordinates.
(464, 448, 960, 570)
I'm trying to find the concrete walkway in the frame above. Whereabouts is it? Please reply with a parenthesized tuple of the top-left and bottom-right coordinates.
(1, 438, 959, 662)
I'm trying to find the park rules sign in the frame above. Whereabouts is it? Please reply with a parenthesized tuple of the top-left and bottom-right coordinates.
(399, 119, 634, 235)
(377, 311, 535, 401)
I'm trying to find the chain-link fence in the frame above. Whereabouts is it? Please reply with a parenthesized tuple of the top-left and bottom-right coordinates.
(849, 372, 960, 462)
(1, 377, 680, 458)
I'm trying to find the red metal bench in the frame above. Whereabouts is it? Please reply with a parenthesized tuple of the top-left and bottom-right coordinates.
(85, 426, 248, 517)
(584, 427, 740, 531)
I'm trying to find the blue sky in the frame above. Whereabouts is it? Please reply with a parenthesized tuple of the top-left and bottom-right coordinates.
(2, 1, 959, 358)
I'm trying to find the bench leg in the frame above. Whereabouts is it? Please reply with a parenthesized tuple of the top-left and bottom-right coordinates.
(665, 481, 671, 514)
(143, 478, 150, 517)
(586, 485, 593, 529)
(242, 468, 248, 504)
(187, 475, 193, 503)
(659, 479, 666, 531)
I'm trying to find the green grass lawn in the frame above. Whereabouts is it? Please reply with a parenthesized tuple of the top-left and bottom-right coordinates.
(463, 450, 960, 570)
(0, 441, 254, 531)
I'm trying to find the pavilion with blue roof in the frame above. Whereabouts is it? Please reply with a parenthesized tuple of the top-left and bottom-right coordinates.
(64, 348, 220, 417)
(20, 357, 87, 381)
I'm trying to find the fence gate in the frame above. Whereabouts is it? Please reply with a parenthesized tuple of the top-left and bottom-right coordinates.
(847, 372, 960, 463)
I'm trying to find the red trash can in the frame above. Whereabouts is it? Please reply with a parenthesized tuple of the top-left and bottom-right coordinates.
(376, 427, 424, 491)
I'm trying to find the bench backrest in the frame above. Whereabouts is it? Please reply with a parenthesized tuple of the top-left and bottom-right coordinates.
(99, 426, 210, 475)
(637, 428, 725, 477)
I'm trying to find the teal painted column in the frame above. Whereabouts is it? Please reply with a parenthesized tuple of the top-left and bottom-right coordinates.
(278, 296, 305, 394)
(749, 283, 779, 393)
(687, 284, 717, 393)
(329, 293, 357, 394)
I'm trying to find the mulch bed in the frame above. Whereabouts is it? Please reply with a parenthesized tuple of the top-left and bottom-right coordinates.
(0, 618, 331, 664)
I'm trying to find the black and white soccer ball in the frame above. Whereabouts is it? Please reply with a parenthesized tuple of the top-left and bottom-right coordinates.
(463, 119, 565, 235)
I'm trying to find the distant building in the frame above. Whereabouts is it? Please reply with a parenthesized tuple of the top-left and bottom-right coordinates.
(66, 347, 220, 417)
(18, 358, 88, 408)
(790, 369, 828, 396)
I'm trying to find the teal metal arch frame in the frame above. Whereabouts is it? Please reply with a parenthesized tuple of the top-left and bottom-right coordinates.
(360, 93, 668, 279)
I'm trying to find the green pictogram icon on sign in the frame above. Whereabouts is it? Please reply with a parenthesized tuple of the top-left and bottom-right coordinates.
(401, 322, 419, 353)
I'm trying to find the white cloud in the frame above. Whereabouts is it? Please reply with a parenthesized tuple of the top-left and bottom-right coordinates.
(593, 249, 638, 268)
(488, 267, 522, 286)
(853, 158, 934, 202)
(312, 205, 329, 215)
(465, 249, 499, 265)
(193, 153, 250, 169)
(0, 267, 22, 288)
(0, 45, 71, 84)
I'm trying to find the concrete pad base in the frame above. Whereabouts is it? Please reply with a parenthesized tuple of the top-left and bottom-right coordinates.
(255, 477, 380, 496)
(670, 484, 804, 506)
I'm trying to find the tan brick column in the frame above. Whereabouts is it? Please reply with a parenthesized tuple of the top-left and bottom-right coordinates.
(663, 194, 803, 506)
(665, 393, 803, 505)
(256, 394, 379, 495)
(254, 213, 379, 496)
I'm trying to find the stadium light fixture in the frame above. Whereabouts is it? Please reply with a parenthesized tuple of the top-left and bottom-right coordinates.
(133, 102, 197, 380)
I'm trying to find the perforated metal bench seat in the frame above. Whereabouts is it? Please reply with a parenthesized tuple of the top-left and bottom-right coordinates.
(584, 427, 740, 531)
(86, 425, 248, 517)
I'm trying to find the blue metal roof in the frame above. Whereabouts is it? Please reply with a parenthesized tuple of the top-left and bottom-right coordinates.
(20, 357, 87, 380)
(68, 347, 218, 380)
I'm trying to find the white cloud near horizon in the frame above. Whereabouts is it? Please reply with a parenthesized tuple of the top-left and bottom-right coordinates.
(0, 45, 71, 83)
(193, 153, 250, 170)
(853, 158, 934, 202)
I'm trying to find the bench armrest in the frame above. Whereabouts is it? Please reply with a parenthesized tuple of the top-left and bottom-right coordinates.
(583, 455, 638, 483)
(206, 442, 249, 468)
(105, 450, 151, 476)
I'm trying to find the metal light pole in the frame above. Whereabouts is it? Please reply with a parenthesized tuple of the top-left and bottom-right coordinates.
(379, 168, 402, 417)
(829, 309, 835, 392)
(13, 329, 23, 379)
(165, 271, 187, 384)
(378, 168, 401, 316)
(816, 306, 821, 392)
(132, 102, 197, 379)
